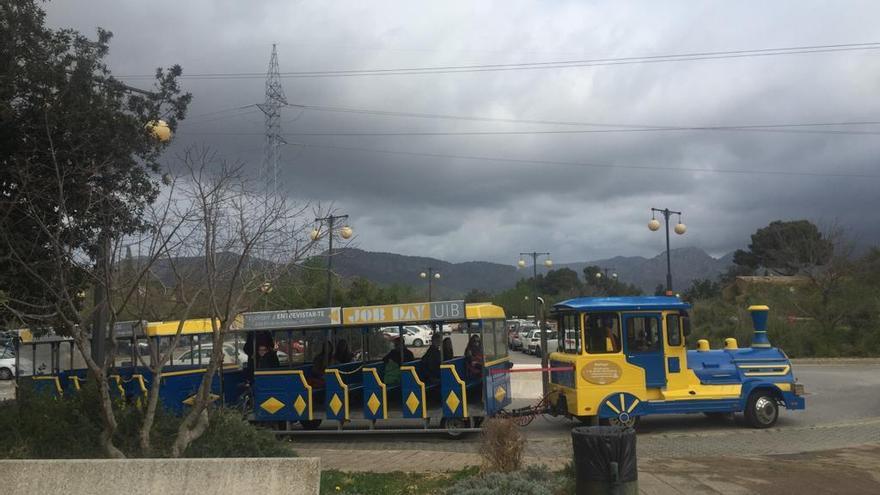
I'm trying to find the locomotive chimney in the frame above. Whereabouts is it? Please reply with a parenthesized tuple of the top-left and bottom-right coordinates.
(748, 305, 771, 348)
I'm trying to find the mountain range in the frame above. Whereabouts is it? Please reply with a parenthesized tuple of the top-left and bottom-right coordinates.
(330, 247, 733, 297)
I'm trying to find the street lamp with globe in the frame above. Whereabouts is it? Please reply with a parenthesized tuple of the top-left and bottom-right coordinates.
(311, 214, 354, 306)
(419, 268, 441, 302)
(649, 208, 686, 295)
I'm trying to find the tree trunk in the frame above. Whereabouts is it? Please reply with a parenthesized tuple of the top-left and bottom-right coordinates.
(169, 330, 224, 457)
(73, 333, 125, 458)
(139, 368, 164, 454)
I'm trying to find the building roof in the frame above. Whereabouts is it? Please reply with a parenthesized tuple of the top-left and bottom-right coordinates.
(553, 296, 691, 312)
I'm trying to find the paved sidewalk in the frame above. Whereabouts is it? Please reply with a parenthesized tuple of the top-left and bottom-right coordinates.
(315, 443, 880, 494)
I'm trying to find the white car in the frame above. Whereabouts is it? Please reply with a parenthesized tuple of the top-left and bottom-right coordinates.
(0, 345, 34, 379)
(380, 326, 431, 347)
(176, 343, 253, 365)
(526, 330, 559, 357)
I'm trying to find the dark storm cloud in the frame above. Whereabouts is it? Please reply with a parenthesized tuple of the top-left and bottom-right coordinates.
(44, 0, 880, 264)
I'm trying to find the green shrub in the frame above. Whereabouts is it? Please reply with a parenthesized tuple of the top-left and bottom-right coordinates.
(444, 465, 566, 495)
(184, 409, 295, 458)
(0, 381, 294, 459)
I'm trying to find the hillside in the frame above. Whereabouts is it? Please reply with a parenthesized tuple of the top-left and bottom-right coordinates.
(329, 247, 732, 296)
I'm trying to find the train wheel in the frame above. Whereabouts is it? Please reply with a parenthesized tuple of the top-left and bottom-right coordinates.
(601, 414, 640, 429)
(440, 417, 471, 438)
(745, 392, 778, 429)
(299, 419, 322, 430)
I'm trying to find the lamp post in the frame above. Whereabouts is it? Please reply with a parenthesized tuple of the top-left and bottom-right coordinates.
(648, 208, 686, 295)
(259, 281, 273, 310)
(518, 252, 552, 325)
(311, 214, 353, 306)
(419, 267, 441, 302)
(518, 251, 553, 383)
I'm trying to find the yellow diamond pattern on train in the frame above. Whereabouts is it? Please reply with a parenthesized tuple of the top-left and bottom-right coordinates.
(293, 395, 307, 416)
(445, 391, 461, 413)
(367, 393, 381, 415)
(494, 386, 507, 403)
(329, 394, 343, 415)
(405, 392, 420, 414)
(260, 397, 284, 415)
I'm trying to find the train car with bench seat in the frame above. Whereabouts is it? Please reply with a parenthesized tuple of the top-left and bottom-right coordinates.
(546, 296, 805, 428)
(240, 300, 512, 435)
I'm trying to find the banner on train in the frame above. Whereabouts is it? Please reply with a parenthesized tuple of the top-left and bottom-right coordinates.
(240, 307, 341, 330)
(342, 300, 465, 325)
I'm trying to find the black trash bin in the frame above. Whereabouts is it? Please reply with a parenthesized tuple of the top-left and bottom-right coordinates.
(571, 426, 638, 495)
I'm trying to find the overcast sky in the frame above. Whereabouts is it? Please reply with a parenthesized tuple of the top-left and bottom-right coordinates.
(44, 1, 880, 264)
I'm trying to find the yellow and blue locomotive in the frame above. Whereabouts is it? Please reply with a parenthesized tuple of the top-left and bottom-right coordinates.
(547, 297, 805, 428)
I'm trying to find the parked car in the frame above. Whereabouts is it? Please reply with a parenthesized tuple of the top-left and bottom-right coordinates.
(510, 324, 538, 351)
(176, 343, 256, 365)
(527, 330, 559, 357)
(0, 345, 33, 380)
(380, 326, 430, 347)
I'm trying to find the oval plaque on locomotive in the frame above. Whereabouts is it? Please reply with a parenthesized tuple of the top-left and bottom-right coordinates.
(581, 360, 622, 385)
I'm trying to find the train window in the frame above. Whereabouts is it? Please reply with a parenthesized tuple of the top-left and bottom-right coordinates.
(666, 315, 682, 347)
(626, 316, 661, 353)
(585, 313, 621, 354)
(480, 321, 496, 361)
(560, 313, 580, 354)
(492, 321, 508, 361)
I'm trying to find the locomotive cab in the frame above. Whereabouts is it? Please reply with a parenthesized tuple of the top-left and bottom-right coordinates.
(547, 297, 805, 429)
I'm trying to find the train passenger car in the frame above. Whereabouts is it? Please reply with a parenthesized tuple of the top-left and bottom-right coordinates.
(547, 297, 805, 428)
(241, 300, 512, 434)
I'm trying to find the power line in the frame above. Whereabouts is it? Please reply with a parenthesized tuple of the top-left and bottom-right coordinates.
(285, 142, 880, 179)
(116, 42, 880, 80)
(275, 127, 880, 137)
(285, 102, 880, 133)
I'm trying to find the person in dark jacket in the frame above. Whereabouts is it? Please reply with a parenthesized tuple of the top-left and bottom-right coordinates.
(464, 334, 484, 378)
(334, 339, 354, 364)
(255, 344, 280, 369)
(420, 334, 443, 384)
(382, 336, 414, 365)
(441, 337, 454, 361)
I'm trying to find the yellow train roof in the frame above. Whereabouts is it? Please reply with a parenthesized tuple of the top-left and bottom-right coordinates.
(145, 318, 219, 337)
(465, 303, 506, 320)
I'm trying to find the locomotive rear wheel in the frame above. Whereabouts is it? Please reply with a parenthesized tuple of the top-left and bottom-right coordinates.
(441, 417, 471, 438)
(299, 419, 323, 430)
(601, 415, 640, 429)
(745, 392, 779, 429)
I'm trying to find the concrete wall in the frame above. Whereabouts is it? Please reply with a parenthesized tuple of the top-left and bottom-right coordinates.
(0, 457, 320, 495)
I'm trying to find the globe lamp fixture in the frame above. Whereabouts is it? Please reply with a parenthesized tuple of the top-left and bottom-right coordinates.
(544, 259, 553, 268)
(340, 226, 354, 239)
(146, 120, 172, 142)
(648, 218, 661, 231)
(674, 223, 687, 235)
(517, 259, 526, 268)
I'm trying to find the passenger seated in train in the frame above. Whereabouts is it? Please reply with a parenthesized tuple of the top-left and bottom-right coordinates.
(334, 339, 354, 364)
(382, 336, 414, 386)
(255, 343, 280, 369)
(420, 334, 442, 384)
(244, 330, 275, 382)
(441, 337, 454, 361)
(464, 334, 483, 378)
(307, 341, 334, 388)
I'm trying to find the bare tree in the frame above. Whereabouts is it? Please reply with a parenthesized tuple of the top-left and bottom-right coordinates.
(1, 139, 192, 458)
(147, 148, 320, 456)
